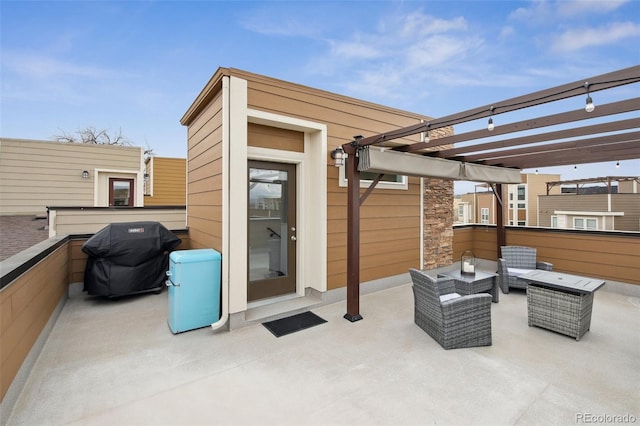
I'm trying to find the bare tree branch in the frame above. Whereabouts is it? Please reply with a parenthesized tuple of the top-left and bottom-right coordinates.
(53, 126, 132, 146)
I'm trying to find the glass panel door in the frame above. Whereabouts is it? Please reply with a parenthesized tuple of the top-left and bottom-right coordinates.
(248, 161, 297, 301)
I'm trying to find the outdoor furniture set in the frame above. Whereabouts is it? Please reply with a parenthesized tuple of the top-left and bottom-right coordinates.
(497, 245, 553, 293)
(410, 246, 606, 349)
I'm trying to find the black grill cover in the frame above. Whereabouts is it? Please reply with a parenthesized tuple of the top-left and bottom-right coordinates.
(82, 221, 181, 297)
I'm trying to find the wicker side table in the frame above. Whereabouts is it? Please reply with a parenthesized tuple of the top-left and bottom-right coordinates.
(438, 270, 499, 303)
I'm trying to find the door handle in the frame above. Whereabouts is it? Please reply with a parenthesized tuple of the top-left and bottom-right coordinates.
(290, 236, 297, 241)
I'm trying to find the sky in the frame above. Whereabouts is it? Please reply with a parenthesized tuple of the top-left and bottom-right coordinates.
(1, 0, 639, 194)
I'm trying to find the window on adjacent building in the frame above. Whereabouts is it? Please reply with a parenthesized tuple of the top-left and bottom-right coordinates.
(551, 216, 558, 228)
(458, 204, 465, 221)
(481, 208, 489, 224)
(517, 185, 526, 201)
(574, 217, 598, 230)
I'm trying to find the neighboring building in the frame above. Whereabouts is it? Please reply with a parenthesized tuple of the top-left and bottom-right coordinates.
(144, 156, 186, 206)
(538, 176, 640, 231)
(0, 138, 145, 216)
(180, 67, 453, 327)
(455, 173, 561, 226)
(456, 187, 495, 224)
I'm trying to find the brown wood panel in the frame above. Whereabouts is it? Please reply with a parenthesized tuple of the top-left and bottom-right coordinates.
(189, 109, 223, 144)
(187, 228, 222, 252)
(188, 173, 222, 194)
(0, 244, 68, 401)
(189, 143, 223, 172)
(187, 92, 223, 138)
(245, 79, 429, 131)
(248, 123, 304, 152)
(188, 190, 222, 207)
(188, 129, 222, 160)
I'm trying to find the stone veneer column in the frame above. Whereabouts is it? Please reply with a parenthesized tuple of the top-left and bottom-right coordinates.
(423, 177, 454, 269)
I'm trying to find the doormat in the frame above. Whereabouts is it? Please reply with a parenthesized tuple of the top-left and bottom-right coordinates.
(262, 311, 327, 337)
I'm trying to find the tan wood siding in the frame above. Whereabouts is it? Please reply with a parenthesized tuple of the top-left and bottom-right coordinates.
(611, 194, 640, 231)
(183, 68, 442, 292)
(248, 123, 304, 152)
(0, 244, 68, 401)
(49, 208, 186, 236)
(0, 139, 142, 216)
(539, 193, 640, 231)
(144, 157, 186, 206)
(452, 226, 640, 285)
(236, 69, 427, 290)
(186, 90, 224, 252)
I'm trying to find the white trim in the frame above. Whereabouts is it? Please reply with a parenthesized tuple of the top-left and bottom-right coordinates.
(227, 93, 328, 316)
(211, 76, 231, 331)
(246, 110, 328, 296)
(93, 168, 143, 207)
(554, 210, 624, 216)
(248, 147, 305, 299)
(228, 76, 249, 315)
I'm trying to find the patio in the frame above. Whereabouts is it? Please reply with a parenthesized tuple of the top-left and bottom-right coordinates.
(6, 263, 639, 425)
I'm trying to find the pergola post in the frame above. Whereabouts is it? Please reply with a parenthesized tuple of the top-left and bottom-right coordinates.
(344, 146, 363, 322)
(495, 183, 506, 255)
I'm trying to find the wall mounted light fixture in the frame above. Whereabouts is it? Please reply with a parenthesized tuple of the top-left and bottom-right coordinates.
(144, 173, 150, 182)
(82, 170, 90, 179)
(331, 146, 345, 167)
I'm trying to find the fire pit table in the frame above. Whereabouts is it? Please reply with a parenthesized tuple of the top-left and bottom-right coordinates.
(519, 270, 605, 341)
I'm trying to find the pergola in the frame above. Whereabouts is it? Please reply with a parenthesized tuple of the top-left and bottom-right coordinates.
(339, 65, 640, 322)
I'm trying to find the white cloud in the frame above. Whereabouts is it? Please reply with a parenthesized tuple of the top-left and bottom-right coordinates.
(238, 11, 321, 38)
(509, 0, 630, 24)
(552, 21, 640, 51)
(329, 39, 383, 60)
(3, 50, 119, 80)
(500, 26, 516, 39)
(399, 12, 467, 37)
(556, 0, 629, 17)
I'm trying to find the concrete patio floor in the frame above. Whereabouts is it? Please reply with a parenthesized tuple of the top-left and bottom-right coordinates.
(6, 271, 640, 425)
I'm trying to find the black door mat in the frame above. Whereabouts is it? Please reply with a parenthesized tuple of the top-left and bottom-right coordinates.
(262, 311, 327, 337)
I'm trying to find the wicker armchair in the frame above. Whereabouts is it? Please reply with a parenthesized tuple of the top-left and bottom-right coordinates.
(497, 246, 553, 294)
(409, 268, 492, 350)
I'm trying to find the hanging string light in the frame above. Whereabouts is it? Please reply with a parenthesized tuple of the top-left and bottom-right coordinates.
(487, 106, 495, 131)
(616, 161, 620, 168)
(584, 82, 595, 112)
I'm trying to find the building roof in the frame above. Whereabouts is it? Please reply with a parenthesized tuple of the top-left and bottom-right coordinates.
(0, 215, 49, 261)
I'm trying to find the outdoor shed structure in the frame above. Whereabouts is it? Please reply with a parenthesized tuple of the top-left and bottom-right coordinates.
(180, 67, 459, 329)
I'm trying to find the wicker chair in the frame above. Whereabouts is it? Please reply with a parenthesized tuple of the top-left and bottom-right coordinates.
(497, 246, 553, 294)
(409, 268, 492, 350)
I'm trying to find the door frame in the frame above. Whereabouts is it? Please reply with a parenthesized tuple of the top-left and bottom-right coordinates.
(224, 75, 328, 315)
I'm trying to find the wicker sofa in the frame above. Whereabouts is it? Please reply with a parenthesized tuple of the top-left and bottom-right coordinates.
(409, 268, 492, 350)
(497, 246, 553, 294)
